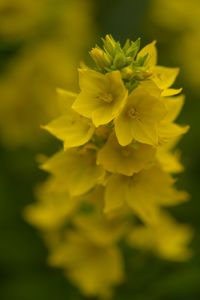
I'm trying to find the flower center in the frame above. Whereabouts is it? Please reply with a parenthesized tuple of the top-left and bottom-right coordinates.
(127, 106, 140, 119)
(99, 92, 113, 103)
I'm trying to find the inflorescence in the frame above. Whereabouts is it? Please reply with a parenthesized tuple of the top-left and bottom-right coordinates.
(25, 35, 192, 299)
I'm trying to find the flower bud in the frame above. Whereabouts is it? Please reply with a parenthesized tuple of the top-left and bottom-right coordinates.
(103, 34, 117, 54)
(90, 47, 112, 68)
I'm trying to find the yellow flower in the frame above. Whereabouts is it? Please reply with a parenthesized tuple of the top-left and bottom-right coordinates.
(48, 231, 124, 298)
(97, 133, 156, 176)
(128, 212, 193, 261)
(42, 148, 105, 197)
(104, 165, 186, 224)
(72, 68, 128, 126)
(24, 178, 77, 230)
(115, 85, 166, 146)
(43, 89, 95, 149)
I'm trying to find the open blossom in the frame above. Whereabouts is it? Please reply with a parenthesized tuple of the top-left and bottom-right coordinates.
(104, 165, 187, 223)
(25, 35, 192, 299)
(41, 148, 105, 197)
(72, 69, 128, 126)
(115, 85, 167, 146)
(97, 133, 156, 176)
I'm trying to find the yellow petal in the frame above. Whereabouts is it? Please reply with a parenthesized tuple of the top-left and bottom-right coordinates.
(56, 88, 78, 113)
(161, 88, 182, 97)
(139, 79, 162, 97)
(72, 91, 103, 119)
(157, 148, 184, 173)
(43, 114, 94, 149)
(124, 172, 160, 224)
(152, 66, 179, 89)
(115, 113, 133, 146)
(131, 120, 158, 146)
(138, 40, 157, 67)
(162, 95, 185, 123)
(92, 104, 118, 127)
(78, 68, 107, 93)
(158, 123, 189, 142)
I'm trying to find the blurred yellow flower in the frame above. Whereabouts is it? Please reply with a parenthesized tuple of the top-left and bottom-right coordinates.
(150, 0, 200, 89)
(0, 0, 94, 147)
(42, 148, 105, 197)
(128, 212, 193, 261)
(48, 230, 124, 298)
(25, 178, 76, 230)
(0, 0, 45, 40)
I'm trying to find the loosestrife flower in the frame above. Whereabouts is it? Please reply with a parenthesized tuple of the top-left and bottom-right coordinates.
(72, 69, 128, 126)
(25, 35, 193, 299)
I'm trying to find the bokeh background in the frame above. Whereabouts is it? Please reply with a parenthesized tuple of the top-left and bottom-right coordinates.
(0, 0, 200, 299)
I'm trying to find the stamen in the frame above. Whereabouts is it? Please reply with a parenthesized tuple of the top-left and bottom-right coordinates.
(127, 106, 140, 119)
(98, 93, 113, 103)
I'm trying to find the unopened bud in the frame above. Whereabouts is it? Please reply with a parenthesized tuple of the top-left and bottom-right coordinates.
(121, 66, 133, 79)
(103, 34, 116, 54)
(90, 47, 111, 69)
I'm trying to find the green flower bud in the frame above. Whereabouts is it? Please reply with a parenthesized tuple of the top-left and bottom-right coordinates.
(90, 47, 112, 69)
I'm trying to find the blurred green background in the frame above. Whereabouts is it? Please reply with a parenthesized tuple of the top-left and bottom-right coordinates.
(0, 0, 200, 299)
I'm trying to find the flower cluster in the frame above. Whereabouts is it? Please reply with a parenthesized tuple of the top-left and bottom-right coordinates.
(26, 35, 193, 299)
